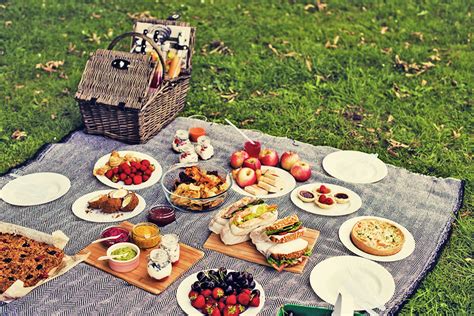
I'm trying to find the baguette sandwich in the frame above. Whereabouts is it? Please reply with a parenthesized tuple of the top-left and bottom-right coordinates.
(250, 215, 311, 272)
(208, 197, 260, 234)
(219, 201, 278, 245)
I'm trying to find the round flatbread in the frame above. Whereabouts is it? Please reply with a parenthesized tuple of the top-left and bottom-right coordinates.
(350, 219, 405, 256)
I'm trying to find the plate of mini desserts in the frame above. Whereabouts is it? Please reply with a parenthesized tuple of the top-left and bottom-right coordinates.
(231, 166, 296, 199)
(338, 216, 416, 262)
(72, 189, 146, 223)
(290, 183, 362, 216)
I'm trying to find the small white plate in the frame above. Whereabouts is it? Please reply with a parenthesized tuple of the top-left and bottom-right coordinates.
(290, 183, 362, 216)
(176, 269, 265, 316)
(231, 166, 296, 199)
(322, 151, 388, 184)
(72, 190, 146, 223)
(339, 216, 416, 262)
(0, 173, 70, 206)
(93, 151, 162, 190)
(310, 256, 395, 310)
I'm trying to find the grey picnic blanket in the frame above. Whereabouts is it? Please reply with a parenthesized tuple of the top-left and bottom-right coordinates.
(0, 117, 464, 315)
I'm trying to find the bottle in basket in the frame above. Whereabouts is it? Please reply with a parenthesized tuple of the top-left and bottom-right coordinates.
(172, 130, 191, 152)
(160, 234, 180, 264)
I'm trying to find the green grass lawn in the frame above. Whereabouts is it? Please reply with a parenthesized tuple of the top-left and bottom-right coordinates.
(0, 0, 472, 314)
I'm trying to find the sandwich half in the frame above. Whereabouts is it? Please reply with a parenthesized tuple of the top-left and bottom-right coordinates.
(208, 197, 260, 234)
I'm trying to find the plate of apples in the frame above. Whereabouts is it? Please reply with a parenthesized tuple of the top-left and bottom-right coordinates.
(229, 149, 311, 198)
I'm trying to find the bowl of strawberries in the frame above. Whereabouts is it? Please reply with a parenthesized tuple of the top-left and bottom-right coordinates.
(93, 150, 163, 190)
(176, 267, 264, 315)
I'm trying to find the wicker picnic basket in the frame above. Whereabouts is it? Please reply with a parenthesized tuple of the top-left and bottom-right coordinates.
(75, 19, 196, 144)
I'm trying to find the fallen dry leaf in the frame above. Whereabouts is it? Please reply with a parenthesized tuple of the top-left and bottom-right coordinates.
(220, 91, 239, 103)
(15, 84, 25, 90)
(127, 11, 155, 20)
(366, 128, 376, 133)
(51, 114, 57, 120)
(35, 60, 64, 73)
(86, 32, 101, 44)
(325, 36, 340, 49)
(412, 32, 424, 41)
(452, 127, 463, 139)
(91, 12, 101, 19)
(380, 26, 389, 34)
(208, 41, 233, 55)
(268, 44, 280, 55)
(387, 115, 395, 123)
(240, 119, 254, 126)
(5, 21, 12, 27)
(381, 47, 393, 54)
(315, 108, 322, 115)
(394, 55, 437, 77)
(283, 51, 299, 57)
(58, 72, 68, 80)
(393, 83, 410, 98)
(67, 42, 76, 53)
(421, 79, 427, 86)
(388, 138, 409, 149)
(251, 90, 263, 97)
(404, 42, 411, 49)
(305, 58, 312, 72)
(304, 4, 316, 12)
(316, 0, 327, 11)
(11, 130, 27, 140)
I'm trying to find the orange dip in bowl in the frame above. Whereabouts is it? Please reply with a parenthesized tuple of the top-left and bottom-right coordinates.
(131, 222, 161, 249)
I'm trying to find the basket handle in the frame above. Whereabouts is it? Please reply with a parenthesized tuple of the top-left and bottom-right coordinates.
(108, 32, 165, 81)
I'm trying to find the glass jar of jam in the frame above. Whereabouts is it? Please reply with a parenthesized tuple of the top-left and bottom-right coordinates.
(131, 222, 161, 249)
(147, 205, 176, 227)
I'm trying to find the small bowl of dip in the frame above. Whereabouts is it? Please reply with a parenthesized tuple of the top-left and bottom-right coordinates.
(100, 226, 130, 248)
(131, 222, 161, 249)
(106, 242, 140, 273)
(147, 205, 176, 227)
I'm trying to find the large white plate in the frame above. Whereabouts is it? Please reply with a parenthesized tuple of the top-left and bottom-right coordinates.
(72, 190, 146, 223)
(310, 256, 395, 310)
(339, 216, 416, 262)
(231, 166, 296, 199)
(93, 151, 163, 190)
(290, 183, 362, 216)
(176, 269, 265, 316)
(322, 151, 388, 184)
(0, 173, 70, 206)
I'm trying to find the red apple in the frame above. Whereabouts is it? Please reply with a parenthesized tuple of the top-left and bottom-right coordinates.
(290, 161, 312, 182)
(230, 150, 250, 169)
(258, 149, 279, 166)
(243, 157, 261, 170)
(236, 167, 257, 188)
(280, 151, 301, 171)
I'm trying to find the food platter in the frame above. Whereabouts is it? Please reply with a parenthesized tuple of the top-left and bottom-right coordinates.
(0, 173, 70, 206)
(290, 183, 362, 216)
(338, 216, 416, 262)
(93, 151, 163, 190)
(322, 151, 388, 184)
(231, 166, 296, 198)
(310, 256, 395, 310)
(72, 190, 146, 223)
(176, 269, 265, 316)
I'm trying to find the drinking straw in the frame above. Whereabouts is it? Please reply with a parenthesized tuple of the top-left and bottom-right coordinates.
(224, 118, 255, 144)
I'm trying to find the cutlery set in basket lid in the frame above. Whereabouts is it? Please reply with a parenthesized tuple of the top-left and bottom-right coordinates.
(75, 16, 196, 144)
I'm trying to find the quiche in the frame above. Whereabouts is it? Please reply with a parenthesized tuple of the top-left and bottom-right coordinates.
(350, 219, 405, 256)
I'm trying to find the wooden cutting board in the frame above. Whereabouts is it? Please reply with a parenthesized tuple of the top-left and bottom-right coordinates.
(204, 228, 319, 274)
(79, 221, 204, 295)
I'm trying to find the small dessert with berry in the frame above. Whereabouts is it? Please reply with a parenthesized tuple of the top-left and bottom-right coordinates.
(314, 194, 335, 209)
(334, 193, 350, 204)
(297, 190, 316, 203)
(313, 184, 332, 197)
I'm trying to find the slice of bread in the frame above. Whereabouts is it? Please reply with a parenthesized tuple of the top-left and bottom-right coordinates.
(350, 219, 405, 256)
(268, 228, 305, 243)
(257, 181, 280, 193)
(244, 185, 268, 196)
(265, 214, 299, 232)
(269, 238, 308, 260)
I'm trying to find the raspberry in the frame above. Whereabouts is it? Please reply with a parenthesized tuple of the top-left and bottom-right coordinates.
(325, 197, 334, 205)
(119, 173, 127, 181)
(143, 175, 150, 182)
(124, 178, 133, 185)
(141, 159, 150, 167)
(144, 169, 152, 176)
(105, 170, 114, 179)
(133, 175, 142, 185)
(112, 167, 119, 174)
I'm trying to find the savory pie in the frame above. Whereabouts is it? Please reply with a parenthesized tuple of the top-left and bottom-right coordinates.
(0, 233, 64, 294)
(350, 219, 405, 256)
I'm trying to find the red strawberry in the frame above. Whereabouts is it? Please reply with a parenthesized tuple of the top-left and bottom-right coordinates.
(142, 175, 150, 182)
(218, 301, 226, 311)
(223, 305, 239, 316)
(319, 185, 330, 194)
(211, 308, 221, 316)
(236, 304, 246, 313)
(141, 159, 150, 167)
(119, 173, 127, 181)
(241, 289, 251, 295)
(191, 294, 205, 309)
(325, 197, 334, 205)
(318, 194, 327, 203)
(237, 292, 250, 306)
(201, 289, 212, 298)
(226, 294, 237, 305)
(249, 295, 260, 307)
(189, 290, 199, 301)
(133, 175, 142, 185)
(112, 167, 119, 174)
(207, 297, 216, 305)
(212, 287, 224, 299)
(124, 177, 133, 185)
(203, 302, 216, 315)
(105, 170, 114, 179)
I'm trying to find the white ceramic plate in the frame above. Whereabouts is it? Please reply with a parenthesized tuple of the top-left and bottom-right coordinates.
(231, 166, 296, 199)
(339, 216, 416, 262)
(322, 151, 388, 184)
(176, 269, 265, 316)
(0, 173, 70, 206)
(290, 183, 362, 216)
(72, 190, 146, 223)
(93, 151, 162, 190)
(310, 256, 395, 310)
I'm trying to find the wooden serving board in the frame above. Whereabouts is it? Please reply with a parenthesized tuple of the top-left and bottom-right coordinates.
(79, 221, 204, 295)
(204, 228, 319, 274)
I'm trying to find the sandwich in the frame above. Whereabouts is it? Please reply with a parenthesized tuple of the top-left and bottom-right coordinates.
(219, 201, 278, 245)
(250, 215, 311, 272)
(208, 197, 260, 234)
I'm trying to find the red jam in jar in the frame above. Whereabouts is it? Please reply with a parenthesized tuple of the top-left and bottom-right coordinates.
(100, 226, 130, 247)
(147, 205, 176, 227)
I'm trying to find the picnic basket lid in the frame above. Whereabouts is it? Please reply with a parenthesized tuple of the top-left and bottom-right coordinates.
(75, 32, 165, 110)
